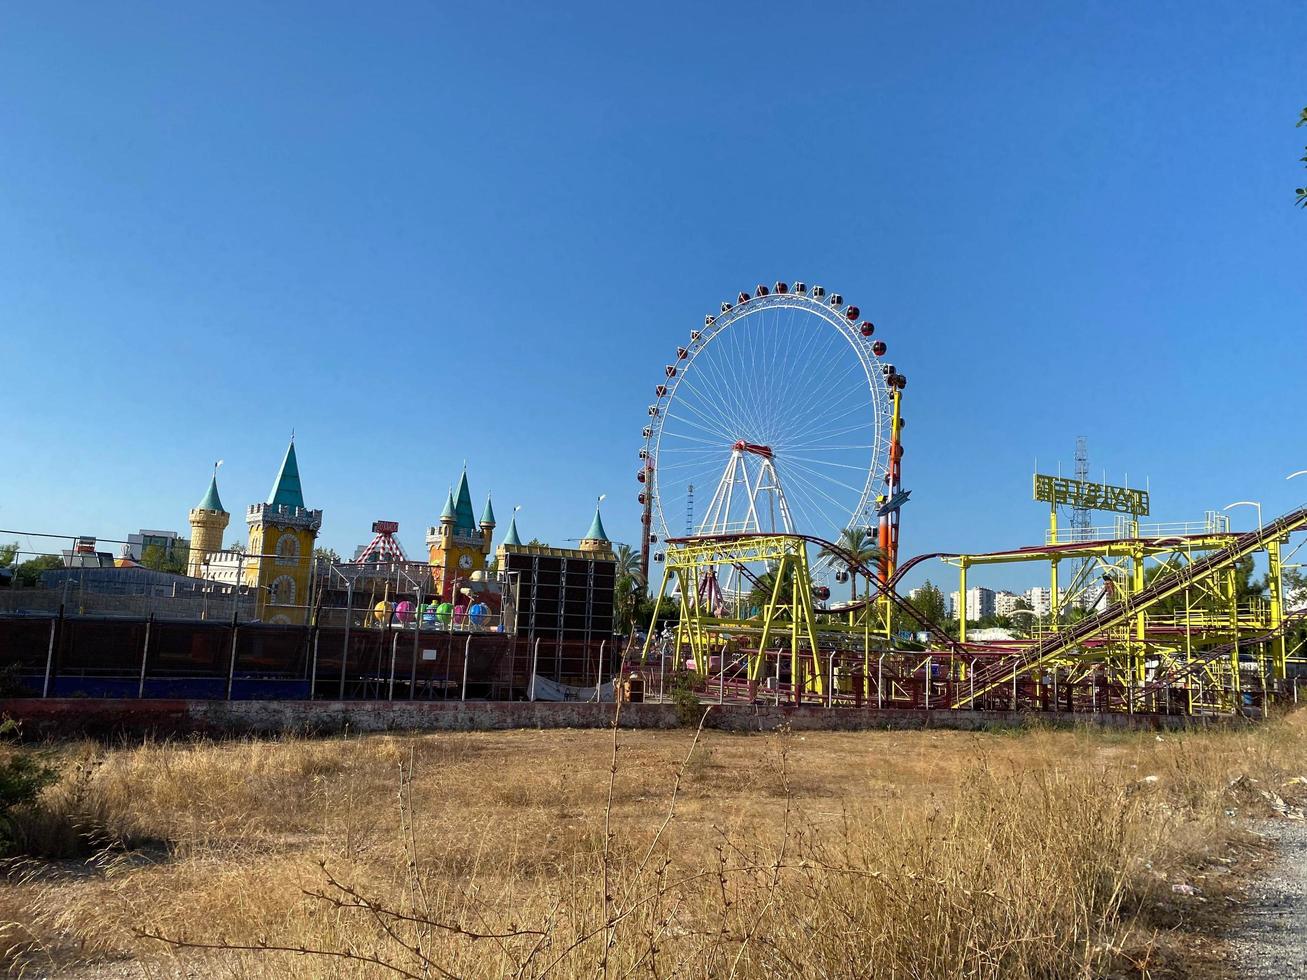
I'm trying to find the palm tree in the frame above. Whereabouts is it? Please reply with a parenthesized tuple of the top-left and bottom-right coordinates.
(613, 542, 646, 633)
(614, 543, 644, 587)
(819, 527, 885, 602)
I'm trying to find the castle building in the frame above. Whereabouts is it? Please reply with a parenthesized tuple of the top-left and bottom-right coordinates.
(192, 439, 322, 625)
(426, 468, 495, 600)
(187, 471, 230, 577)
(578, 505, 614, 557)
(245, 439, 322, 624)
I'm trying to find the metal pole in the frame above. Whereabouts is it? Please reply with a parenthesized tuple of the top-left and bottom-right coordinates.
(388, 631, 398, 701)
(529, 638, 540, 701)
(41, 610, 60, 698)
(226, 615, 239, 700)
(461, 634, 471, 701)
(310, 629, 320, 699)
(718, 647, 725, 705)
(339, 581, 353, 700)
(827, 651, 835, 709)
(137, 615, 153, 698)
(877, 653, 885, 709)
(925, 657, 931, 711)
(409, 587, 420, 700)
(595, 640, 607, 702)
(969, 659, 975, 710)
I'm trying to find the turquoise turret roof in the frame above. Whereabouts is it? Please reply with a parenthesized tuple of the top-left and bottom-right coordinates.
(583, 506, 609, 543)
(267, 440, 306, 510)
(197, 473, 225, 513)
(503, 515, 521, 547)
(453, 468, 476, 532)
(440, 489, 456, 522)
(480, 494, 496, 527)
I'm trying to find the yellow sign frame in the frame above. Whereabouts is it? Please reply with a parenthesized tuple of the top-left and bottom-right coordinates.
(1033, 474, 1149, 516)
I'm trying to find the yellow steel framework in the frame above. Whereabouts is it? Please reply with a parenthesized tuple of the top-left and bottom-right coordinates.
(642, 534, 826, 692)
(639, 507, 1307, 716)
(949, 505, 1307, 711)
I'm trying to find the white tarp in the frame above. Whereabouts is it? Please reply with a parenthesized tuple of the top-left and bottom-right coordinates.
(530, 674, 615, 702)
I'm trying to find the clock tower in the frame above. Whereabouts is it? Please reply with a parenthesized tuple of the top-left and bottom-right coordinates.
(426, 468, 495, 600)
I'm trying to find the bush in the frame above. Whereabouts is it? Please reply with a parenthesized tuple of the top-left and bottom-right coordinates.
(0, 718, 58, 853)
(668, 669, 703, 726)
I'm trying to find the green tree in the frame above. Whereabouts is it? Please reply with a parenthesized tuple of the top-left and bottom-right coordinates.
(612, 543, 647, 634)
(141, 540, 190, 575)
(747, 564, 816, 612)
(818, 527, 884, 602)
(906, 579, 948, 628)
(313, 547, 342, 563)
(614, 543, 643, 585)
(15, 555, 63, 588)
(140, 544, 166, 570)
(0, 543, 17, 567)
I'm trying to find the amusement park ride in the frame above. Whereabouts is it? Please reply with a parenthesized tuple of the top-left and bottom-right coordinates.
(638, 281, 1307, 715)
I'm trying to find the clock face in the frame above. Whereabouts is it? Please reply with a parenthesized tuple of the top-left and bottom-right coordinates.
(458, 554, 473, 570)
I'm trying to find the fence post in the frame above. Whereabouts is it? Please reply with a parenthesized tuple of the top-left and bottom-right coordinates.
(41, 608, 61, 699)
(387, 631, 398, 701)
(461, 635, 472, 701)
(339, 582, 353, 700)
(409, 587, 421, 700)
(137, 615, 153, 698)
(595, 640, 607, 703)
(226, 614, 239, 700)
(827, 651, 835, 709)
(925, 657, 931, 711)
(310, 628, 320, 700)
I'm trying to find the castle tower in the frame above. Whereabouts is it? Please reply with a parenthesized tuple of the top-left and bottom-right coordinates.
(188, 467, 230, 578)
(479, 494, 496, 553)
(426, 468, 493, 599)
(502, 510, 522, 547)
(579, 503, 614, 557)
(245, 439, 322, 624)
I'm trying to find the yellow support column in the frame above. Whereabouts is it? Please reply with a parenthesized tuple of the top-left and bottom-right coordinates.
(1227, 566, 1241, 706)
(1132, 547, 1147, 685)
(958, 560, 968, 645)
(1049, 503, 1060, 633)
(1267, 539, 1287, 680)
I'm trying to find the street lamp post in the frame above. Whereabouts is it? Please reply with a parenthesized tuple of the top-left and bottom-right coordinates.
(1223, 500, 1262, 534)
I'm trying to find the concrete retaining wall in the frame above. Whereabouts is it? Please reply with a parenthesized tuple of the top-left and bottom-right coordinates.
(0, 698, 1233, 741)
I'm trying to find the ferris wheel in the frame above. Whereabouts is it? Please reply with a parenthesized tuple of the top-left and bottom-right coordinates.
(639, 281, 906, 572)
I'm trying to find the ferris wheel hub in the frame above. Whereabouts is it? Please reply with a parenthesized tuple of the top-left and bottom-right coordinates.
(731, 441, 774, 460)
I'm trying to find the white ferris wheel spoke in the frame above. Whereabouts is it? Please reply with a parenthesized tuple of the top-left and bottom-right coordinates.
(648, 289, 891, 541)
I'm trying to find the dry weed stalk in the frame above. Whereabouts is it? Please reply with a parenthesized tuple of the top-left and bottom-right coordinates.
(7, 712, 1307, 977)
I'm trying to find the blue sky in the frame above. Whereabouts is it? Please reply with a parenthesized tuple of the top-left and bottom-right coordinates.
(1, 1, 1303, 592)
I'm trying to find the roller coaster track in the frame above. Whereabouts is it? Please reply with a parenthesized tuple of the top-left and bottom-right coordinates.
(668, 533, 968, 654)
(950, 505, 1307, 707)
(1143, 606, 1307, 692)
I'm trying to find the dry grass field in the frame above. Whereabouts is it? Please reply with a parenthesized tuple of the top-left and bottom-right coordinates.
(2, 710, 1306, 979)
